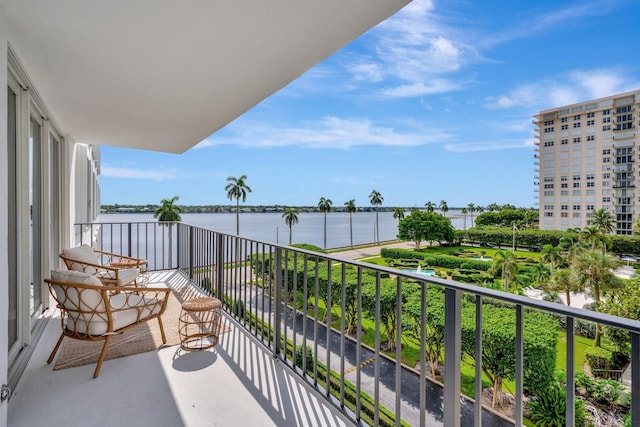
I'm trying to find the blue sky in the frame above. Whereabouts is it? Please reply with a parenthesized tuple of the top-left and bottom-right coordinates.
(100, 0, 640, 209)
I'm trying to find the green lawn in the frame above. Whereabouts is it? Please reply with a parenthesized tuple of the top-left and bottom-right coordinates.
(555, 331, 594, 372)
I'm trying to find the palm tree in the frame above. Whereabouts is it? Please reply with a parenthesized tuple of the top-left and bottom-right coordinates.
(580, 225, 603, 250)
(425, 201, 435, 213)
(461, 207, 468, 230)
(466, 203, 475, 227)
(369, 190, 383, 244)
(530, 262, 549, 285)
(393, 207, 405, 222)
(590, 208, 615, 234)
(572, 249, 622, 346)
(154, 196, 182, 265)
(491, 250, 519, 291)
(318, 197, 332, 249)
(282, 207, 299, 245)
(547, 269, 581, 307)
(225, 175, 252, 235)
(486, 202, 500, 212)
(344, 199, 356, 248)
(540, 244, 563, 276)
(439, 200, 448, 217)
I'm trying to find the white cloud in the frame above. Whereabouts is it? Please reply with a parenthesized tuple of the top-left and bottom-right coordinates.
(101, 166, 176, 181)
(485, 68, 640, 110)
(443, 139, 530, 153)
(196, 116, 450, 150)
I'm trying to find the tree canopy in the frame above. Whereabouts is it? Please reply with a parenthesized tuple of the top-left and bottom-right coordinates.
(397, 210, 455, 249)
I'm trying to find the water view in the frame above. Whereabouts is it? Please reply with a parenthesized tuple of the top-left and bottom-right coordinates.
(99, 209, 472, 249)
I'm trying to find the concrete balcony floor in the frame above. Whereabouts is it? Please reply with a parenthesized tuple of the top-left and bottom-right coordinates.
(8, 271, 351, 427)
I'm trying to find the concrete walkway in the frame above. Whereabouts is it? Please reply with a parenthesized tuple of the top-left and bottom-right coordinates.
(329, 241, 415, 261)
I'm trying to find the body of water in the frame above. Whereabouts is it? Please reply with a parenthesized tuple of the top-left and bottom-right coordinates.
(99, 209, 473, 249)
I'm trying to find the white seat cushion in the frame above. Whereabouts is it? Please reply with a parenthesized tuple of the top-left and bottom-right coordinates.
(109, 293, 163, 331)
(96, 267, 139, 286)
(62, 245, 101, 274)
(50, 269, 108, 335)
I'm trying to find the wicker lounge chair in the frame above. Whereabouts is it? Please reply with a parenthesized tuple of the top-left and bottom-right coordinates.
(60, 245, 147, 287)
(45, 269, 170, 378)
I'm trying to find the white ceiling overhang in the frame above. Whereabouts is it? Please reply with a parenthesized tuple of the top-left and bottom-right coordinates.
(2, 0, 410, 153)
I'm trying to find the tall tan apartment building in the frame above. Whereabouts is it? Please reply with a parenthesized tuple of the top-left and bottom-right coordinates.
(534, 90, 640, 234)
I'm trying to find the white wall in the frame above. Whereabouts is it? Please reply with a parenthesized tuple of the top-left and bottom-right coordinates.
(0, 5, 11, 424)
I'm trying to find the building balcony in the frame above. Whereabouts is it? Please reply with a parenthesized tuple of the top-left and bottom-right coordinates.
(9, 222, 640, 427)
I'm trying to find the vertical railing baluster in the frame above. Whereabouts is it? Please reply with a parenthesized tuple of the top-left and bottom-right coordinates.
(475, 295, 483, 427)
(374, 271, 381, 426)
(515, 304, 523, 427)
(127, 222, 132, 257)
(566, 316, 575, 427)
(444, 288, 461, 427)
(340, 263, 346, 408)
(274, 247, 282, 357)
(325, 260, 332, 397)
(356, 266, 363, 422)
(188, 225, 194, 280)
(293, 251, 298, 368)
(302, 254, 309, 376)
(420, 281, 426, 427)
(395, 275, 402, 427)
(632, 332, 640, 427)
(313, 257, 319, 386)
(216, 233, 224, 301)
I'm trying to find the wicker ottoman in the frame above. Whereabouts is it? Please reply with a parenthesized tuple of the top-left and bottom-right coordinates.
(179, 297, 222, 351)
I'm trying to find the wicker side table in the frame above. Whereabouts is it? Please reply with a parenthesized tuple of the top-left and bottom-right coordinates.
(179, 297, 222, 351)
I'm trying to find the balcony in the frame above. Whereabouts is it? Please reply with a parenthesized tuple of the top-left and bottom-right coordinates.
(9, 222, 640, 427)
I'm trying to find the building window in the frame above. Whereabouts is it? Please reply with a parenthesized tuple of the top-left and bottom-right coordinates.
(544, 177, 554, 182)
(543, 191, 555, 196)
(573, 137, 581, 143)
(587, 182, 595, 187)
(572, 190, 581, 196)
(561, 205, 568, 210)
(603, 109, 610, 115)
(561, 183, 568, 188)
(561, 190, 569, 196)
(544, 184, 554, 189)
(573, 122, 581, 128)
(544, 141, 555, 147)
(603, 125, 611, 131)
(545, 212, 553, 217)
(561, 139, 568, 145)
(587, 205, 595, 211)
(561, 117, 568, 123)
(586, 189, 596, 195)
(603, 173, 610, 179)
(561, 176, 568, 181)
(586, 174, 594, 180)
(603, 181, 610, 186)
(573, 175, 581, 180)
(544, 127, 554, 133)
(561, 124, 568, 130)
(603, 157, 611, 163)
(587, 120, 595, 126)
(574, 115, 581, 120)
(561, 212, 568, 218)
(587, 112, 595, 118)
(586, 135, 595, 141)
(603, 117, 611, 123)
(573, 182, 580, 188)
(544, 205, 554, 210)
(602, 197, 611, 203)
(573, 212, 581, 218)
(602, 149, 611, 155)
(573, 205, 581, 210)
(544, 120, 554, 126)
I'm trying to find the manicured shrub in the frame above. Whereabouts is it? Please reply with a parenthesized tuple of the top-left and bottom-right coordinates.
(527, 383, 587, 426)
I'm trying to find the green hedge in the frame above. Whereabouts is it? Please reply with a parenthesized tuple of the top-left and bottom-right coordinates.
(381, 248, 491, 271)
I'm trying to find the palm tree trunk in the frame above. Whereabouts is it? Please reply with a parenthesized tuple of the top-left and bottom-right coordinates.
(566, 290, 571, 306)
(323, 213, 327, 249)
(375, 210, 380, 244)
(235, 200, 240, 235)
(289, 225, 293, 245)
(349, 213, 353, 248)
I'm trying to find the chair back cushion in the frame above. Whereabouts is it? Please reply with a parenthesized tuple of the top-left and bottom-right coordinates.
(61, 245, 101, 274)
(50, 269, 109, 336)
